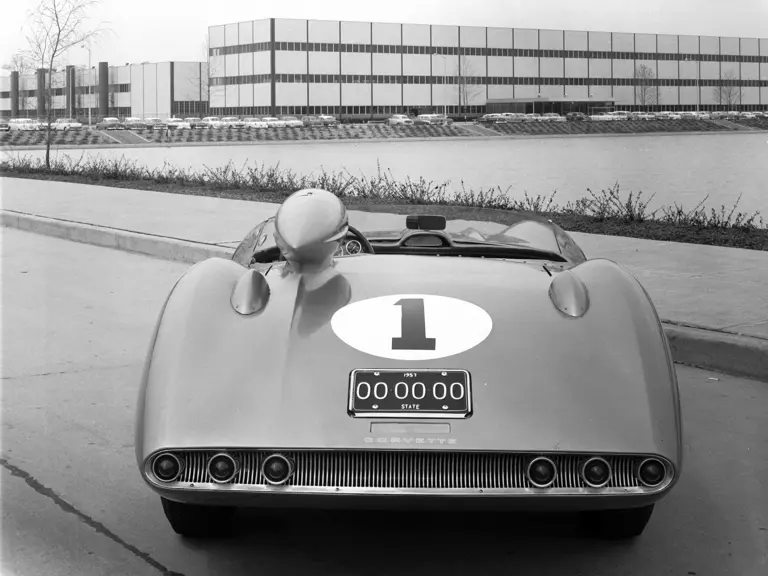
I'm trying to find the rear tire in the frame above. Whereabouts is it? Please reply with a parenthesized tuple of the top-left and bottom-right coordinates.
(583, 504, 655, 540)
(160, 497, 235, 538)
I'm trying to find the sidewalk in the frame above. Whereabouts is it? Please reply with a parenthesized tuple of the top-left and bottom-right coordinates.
(2, 176, 767, 342)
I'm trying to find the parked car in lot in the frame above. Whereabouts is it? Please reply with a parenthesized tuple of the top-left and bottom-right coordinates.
(524, 113, 544, 122)
(8, 119, 38, 131)
(434, 114, 453, 125)
(565, 112, 587, 122)
(478, 113, 507, 124)
(200, 117, 225, 129)
(184, 117, 204, 128)
(738, 112, 757, 119)
(262, 117, 287, 128)
(542, 113, 566, 123)
(500, 113, 526, 123)
(220, 116, 245, 129)
(123, 117, 147, 130)
(317, 114, 338, 126)
(0, 119, 10, 131)
(52, 118, 84, 131)
(656, 111, 682, 120)
(279, 116, 304, 128)
(242, 117, 268, 129)
(709, 111, 727, 119)
(144, 118, 168, 130)
(589, 112, 614, 122)
(96, 117, 125, 130)
(388, 114, 414, 126)
(300, 115, 324, 127)
(166, 118, 192, 130)
(633, 112, 656, 121)
(679, 112, 697, 120)
(415, 114, 448, 125)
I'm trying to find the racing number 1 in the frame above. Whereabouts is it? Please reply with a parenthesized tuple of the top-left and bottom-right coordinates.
(392, 298, 436, 350)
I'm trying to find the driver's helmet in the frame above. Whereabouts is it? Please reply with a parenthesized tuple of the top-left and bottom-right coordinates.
(273, 189, 348, 268)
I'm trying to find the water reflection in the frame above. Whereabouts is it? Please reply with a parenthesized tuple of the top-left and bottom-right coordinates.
(11, 132, 765, 214)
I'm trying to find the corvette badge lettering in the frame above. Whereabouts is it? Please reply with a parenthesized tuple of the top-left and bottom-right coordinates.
(331, 294, 493, 360)
(363, 436, 457, 445)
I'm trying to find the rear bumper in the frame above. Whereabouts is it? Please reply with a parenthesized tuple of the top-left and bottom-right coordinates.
(154, 485, 668, 512)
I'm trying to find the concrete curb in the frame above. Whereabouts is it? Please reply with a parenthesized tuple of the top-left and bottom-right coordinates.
(3, 208, 766, 382)
(1, 210, 234, 264)
(663, 323, 768, 382)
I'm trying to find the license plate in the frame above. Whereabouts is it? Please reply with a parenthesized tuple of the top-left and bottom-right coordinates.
(348, 369, 472, 418)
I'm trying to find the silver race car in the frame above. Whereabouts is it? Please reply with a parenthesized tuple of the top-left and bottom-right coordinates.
(135, 189, 682, 539)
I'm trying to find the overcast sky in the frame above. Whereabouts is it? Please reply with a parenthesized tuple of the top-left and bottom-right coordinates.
(2, 0, 768, 73)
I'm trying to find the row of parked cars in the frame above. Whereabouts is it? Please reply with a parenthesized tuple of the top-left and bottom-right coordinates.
(478, 110, 768, 124)
(1, 113, 452, 132)
(94, 115, 344, 131)
(93, 113, 455, 130)
(2, 118, 85, 131)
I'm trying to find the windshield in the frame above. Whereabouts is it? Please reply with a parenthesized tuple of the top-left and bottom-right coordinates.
(233, 203, 585, 268)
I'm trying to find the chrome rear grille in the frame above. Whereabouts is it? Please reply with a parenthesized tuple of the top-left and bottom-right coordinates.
(165, 450, 654, 490)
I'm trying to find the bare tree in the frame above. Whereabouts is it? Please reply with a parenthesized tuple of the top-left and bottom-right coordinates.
(713, 70, 740, 108)
(188, 37, 213, 117)
(458, 56, 484, 114)
(2, 53, 35, 114)
(23, 0, 107, 167)
(634, 64, 658, 107)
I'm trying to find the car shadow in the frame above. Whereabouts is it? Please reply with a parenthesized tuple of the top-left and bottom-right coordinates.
(178, 509, 637, 576)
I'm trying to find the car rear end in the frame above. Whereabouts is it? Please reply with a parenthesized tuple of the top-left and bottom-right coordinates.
(139, 256, 681, 510)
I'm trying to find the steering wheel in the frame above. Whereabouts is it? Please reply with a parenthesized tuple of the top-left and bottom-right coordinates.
(346, 225, 375, 255)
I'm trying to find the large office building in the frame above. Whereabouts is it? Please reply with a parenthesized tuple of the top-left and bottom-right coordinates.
(207, 17, 768, 118)
(0, 61, 209, 120)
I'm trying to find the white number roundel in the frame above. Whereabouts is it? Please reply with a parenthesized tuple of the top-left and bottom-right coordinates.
(330, 294, 493, 360)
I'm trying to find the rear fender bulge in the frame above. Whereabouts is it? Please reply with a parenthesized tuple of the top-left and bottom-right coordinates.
(137, 257, 303, 463)
(567, 258, 683, 468)
(134, 259, 213, 466)
(136, 257, 250, 464)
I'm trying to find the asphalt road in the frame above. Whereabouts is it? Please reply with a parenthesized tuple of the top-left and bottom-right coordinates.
(2, 228, 767, 576)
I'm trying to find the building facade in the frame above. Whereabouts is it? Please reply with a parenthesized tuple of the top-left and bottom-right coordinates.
(207, 18, 768, 118)
(0, 61, 209, 120)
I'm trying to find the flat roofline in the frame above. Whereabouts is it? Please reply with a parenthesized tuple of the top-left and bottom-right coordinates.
(206, 17, 767, 42)
(487, 97, 617, 103)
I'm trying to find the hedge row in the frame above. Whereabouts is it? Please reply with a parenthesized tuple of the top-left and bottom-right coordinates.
(486, 119, 738, 136)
